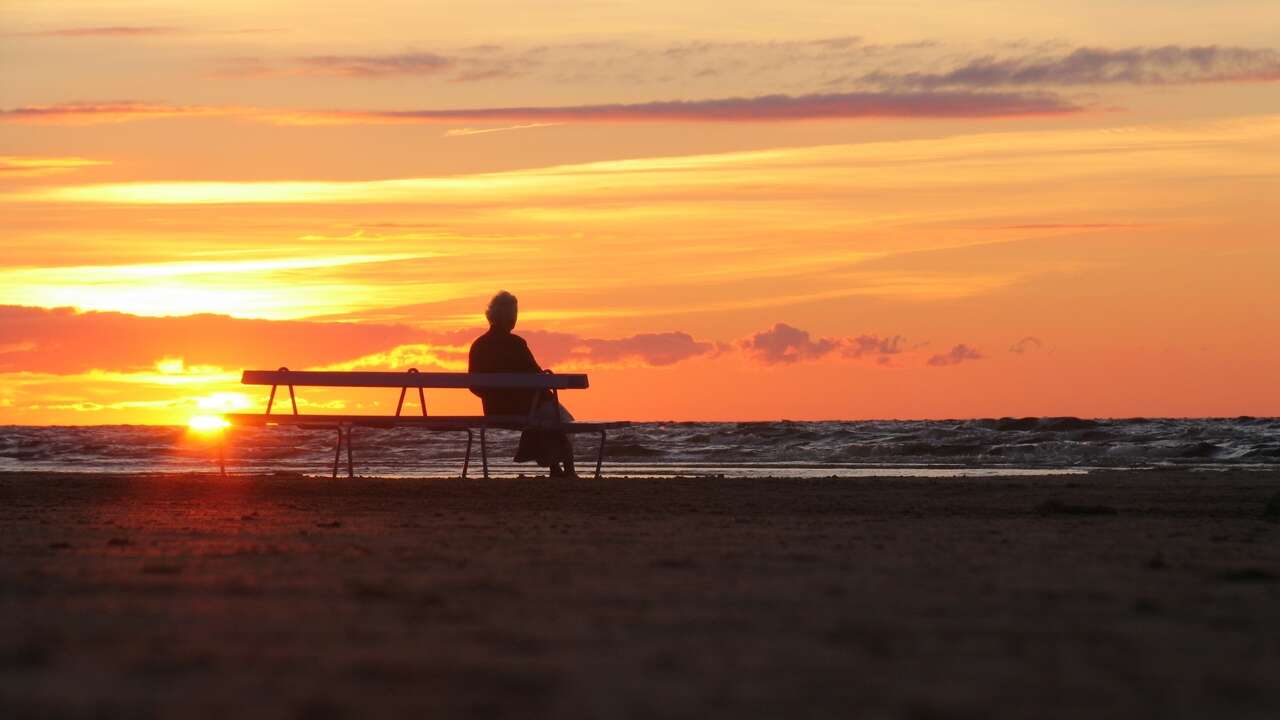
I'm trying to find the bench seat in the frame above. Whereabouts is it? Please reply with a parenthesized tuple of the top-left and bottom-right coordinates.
(224, 413, 628, 432)
(217, 368, 629, 479)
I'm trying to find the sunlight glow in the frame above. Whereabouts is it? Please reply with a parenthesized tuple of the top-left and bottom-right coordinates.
(196, 392, 253, 411)
(187, 415, 230, 433)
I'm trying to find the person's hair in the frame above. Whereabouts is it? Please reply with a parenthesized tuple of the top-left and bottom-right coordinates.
(485, 291, 518, 330)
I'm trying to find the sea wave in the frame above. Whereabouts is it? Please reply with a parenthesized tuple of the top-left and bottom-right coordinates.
(0, 418, 1276, 476)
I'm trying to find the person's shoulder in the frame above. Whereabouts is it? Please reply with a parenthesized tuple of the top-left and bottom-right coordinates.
(509, 333, 530, 347)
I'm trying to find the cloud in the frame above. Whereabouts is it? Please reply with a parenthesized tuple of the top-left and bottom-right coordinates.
(295, 52, 453, 77)
(313, 328, 718, 371)
(843, 334, 906, 365)
(0, 101, 232, 125)
(215, 36, 926, 87)
(740, 323, 840, 364)
(1, 90, 1079, 127)
(16, 26, 181, 37)
(864, 45, 1280, 89)
(0, 306, 717, 375)
(927, 344, 983, 367)
(444, 123, 559, 137)
(989, 223, 1143, 231)
(282, 90, 1080, 125)
(0, 156, 109, 176)
(211, 49, 526, 82)
(528, 330, 717, 367)
(1009, 336, 1043, 354)
(740, 324, 910, 365)
(0, 305, 423, 374)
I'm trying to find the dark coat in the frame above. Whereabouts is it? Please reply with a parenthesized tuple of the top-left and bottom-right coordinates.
(467, 328, 551, 416)
(468, 328, 568, 466)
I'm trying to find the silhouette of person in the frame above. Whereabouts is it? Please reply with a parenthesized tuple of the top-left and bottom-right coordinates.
(469, 291, 576, 477)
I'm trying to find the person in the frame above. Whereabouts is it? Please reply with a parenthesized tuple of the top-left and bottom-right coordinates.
(468, 291, 576, 477)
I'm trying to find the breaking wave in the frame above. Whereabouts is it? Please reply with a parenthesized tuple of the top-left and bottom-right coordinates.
(0, 417, 1276, 477)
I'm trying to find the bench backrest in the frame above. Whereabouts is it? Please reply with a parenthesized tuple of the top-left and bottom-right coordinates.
(241, 370, 588, 390)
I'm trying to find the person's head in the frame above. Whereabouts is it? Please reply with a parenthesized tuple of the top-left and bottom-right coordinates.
(485, 291, 518, 332)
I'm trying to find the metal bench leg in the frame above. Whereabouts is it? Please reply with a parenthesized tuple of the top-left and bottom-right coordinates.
(332, 426, 343, 479)
(462, 429, 473, 479)
(480, 426, 489, 479)
(218, 433, 227, 477)
(346, 425, 355, 478)
(595, 429, 606, 480)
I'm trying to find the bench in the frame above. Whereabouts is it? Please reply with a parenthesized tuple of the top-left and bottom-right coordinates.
(220, 368, 628, 479)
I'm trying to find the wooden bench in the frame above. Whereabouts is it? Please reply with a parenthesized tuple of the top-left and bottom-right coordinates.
(220, 368, 628, 479)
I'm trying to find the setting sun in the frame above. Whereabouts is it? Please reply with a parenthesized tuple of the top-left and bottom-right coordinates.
(1, 0, 1277, 426)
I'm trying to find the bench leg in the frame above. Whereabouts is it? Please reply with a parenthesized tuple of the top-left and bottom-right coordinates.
(218, 432, 227, 477)
(462, 429, 473, 479)
(480, 426, 489, 479)
(346, 425, 355, 478)
(595, 429, 606, 480)
(332, 426, 343, 479)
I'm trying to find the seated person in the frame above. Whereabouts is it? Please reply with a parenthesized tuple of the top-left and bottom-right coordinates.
(468, 291, 576, 477)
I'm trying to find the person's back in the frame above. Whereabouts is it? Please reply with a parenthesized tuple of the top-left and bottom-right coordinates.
(467, 291, 575, 476)
(468, 326, 544, 416)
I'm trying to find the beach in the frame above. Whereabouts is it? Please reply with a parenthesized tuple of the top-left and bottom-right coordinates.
(1, 469, 1277, 719)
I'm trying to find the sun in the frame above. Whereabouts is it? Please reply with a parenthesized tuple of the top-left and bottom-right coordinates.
(188, 415, 230, 434)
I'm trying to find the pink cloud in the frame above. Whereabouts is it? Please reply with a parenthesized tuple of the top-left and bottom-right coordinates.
(865, 45, 1280, 88)
(1009, 337, 1043, 354)
(740, 324, 910, 365)
(16, 26, 181, 38)
(927, 344, 984, 367)
(740, 323, 840, 364)
(0, 101, 231, 125)
(533, 330, 716, 367)
(0, 307, 718, 375)
(843, 334, 906, 359)
(2, 89, 1080, 127)
(0, 306, 422, 374)
(289, 90, 1080, 124)
(295, 52, 453, 77)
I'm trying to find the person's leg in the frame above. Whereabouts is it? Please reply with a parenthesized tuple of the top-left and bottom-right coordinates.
(535, 402, 576, 477)
(560, 433, 576, 476)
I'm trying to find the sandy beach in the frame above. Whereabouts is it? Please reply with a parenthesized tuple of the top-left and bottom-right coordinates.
(1, 469, 1277, 719)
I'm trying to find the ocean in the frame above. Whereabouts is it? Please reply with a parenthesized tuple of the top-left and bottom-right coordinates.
(1, 418, 1277, 477)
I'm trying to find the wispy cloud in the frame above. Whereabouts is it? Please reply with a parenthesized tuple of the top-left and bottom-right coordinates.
(284, 90, 1079, 125)
(0, 156, 110, 176)
(0, 305, 423, 374)
(843, 334, 906, 361)
(15, 26, 181, 38)
(740, 323, 838, 364)
(989, 223, 1144, 231)
(1, 306, 721, 375)
(327, 328, 719, 371)
(14, 26, 277, 39)
(444, 123, 560, 137)
(741, 323, 906, 365)
(0, 101, 234, 125)
(295, 52, 452, 77)
(864, 45, 1280, 89)
(532, 330, 718, 368)
(1009, 336, 1043, 354)
(927, 344, 983, 367)
(0, 90, 1080, 129)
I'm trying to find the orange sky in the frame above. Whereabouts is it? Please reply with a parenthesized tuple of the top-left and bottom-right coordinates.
(2, 1, 1279, 423)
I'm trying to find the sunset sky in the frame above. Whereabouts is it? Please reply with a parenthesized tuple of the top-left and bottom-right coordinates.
(2, 0, 1278, 424)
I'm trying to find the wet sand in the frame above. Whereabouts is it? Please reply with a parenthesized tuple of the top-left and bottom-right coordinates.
(1, 469, 1277, 719)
